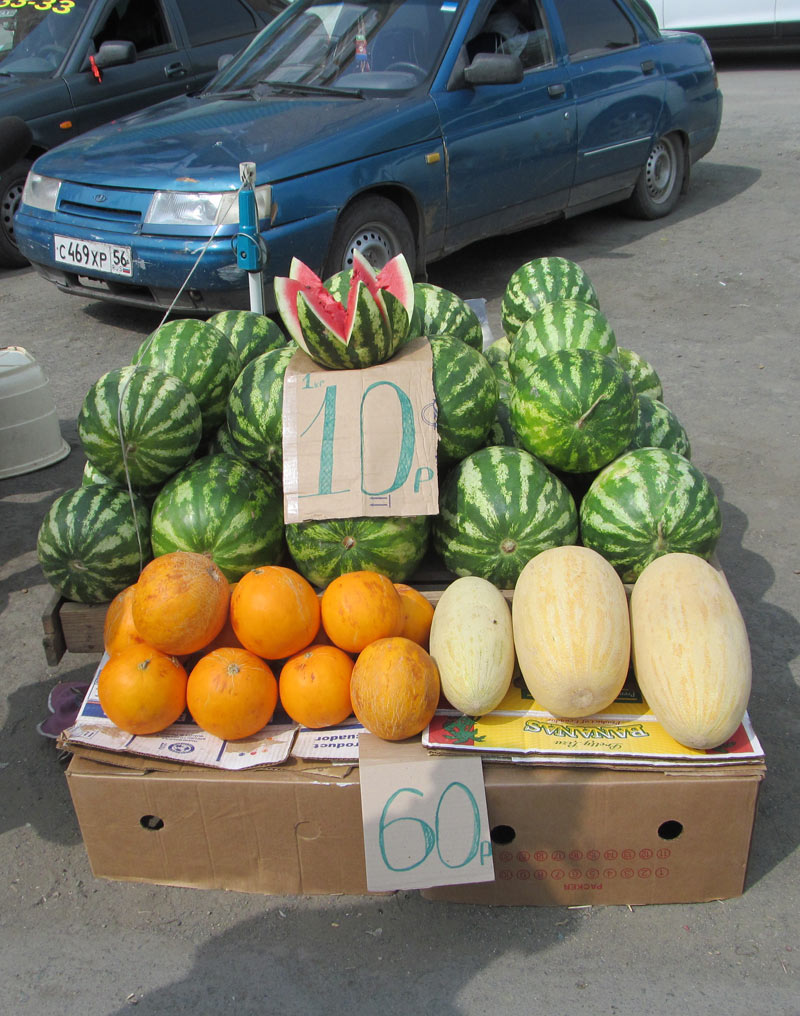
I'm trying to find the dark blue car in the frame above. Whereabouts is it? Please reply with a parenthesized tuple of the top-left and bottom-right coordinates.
(14, 0, 722, 314)
(0, 0, 286, 267)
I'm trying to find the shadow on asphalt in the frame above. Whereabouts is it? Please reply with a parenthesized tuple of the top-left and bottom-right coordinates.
(102, 895, 583, 1015)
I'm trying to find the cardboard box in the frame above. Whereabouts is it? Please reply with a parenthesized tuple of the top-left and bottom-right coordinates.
(66, 746, 764, 905)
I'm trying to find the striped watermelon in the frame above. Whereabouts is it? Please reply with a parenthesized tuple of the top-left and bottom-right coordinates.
(78, 366, 202, 490)
(484, 336, 511, 369)
(274, 252, 413, 369)
(150, 454, 284, 581)
(579, 447, 721, 581)
(618, 347, 663, 400)
(37, 483, 151, 603)
(510, 348, 636, 473)
(501, 257, 600, 339)
(431, 336, 499, 467)
(628, 395, 691, 458)
(433, 446, 578, 588)
(208, 422, 250, 463)
(226, 345, 296, 480)
(285, 514, 431, 587)
(508, 300, 618, 384)
(133, 319, 238, 437)
(207, 310, 288, 371)
(407, 283, 484, 350)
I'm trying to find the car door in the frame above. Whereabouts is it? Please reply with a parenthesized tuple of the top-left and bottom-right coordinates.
(551, 0, 666, 212)
(431, 0, 577, 253)
(63, 0, 193, 138)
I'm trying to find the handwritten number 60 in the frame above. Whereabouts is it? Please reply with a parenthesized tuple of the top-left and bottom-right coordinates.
(378, 782, 481, 872)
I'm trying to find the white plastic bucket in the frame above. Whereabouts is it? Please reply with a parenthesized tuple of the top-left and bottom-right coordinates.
(0, 346, 70, 479)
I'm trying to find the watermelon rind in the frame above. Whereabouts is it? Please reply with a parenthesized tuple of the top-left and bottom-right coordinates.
(407, 282, 484, 350)
(628, 394, 691, 458)
(78, 365, 202, 490)
(226, 345, 296, 480)
(508, 299, 618, 385)
(501, 257, 600, 338)
(133, 319, 239, 437)
(150, 454, 284, 581)
(285, 515, 431, 587)
(37, 483, 152, 604)
(618, 347, 663, 400)
(207, 309, 288, 371)
(433, 446, 579, 588)
(509, 348, 636, 473)
(579, 447, 721, 582)
(484, 336, 511, 367)
(431, 336, 499, 467)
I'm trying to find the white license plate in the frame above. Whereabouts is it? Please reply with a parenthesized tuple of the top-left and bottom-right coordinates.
(54, 235, 132, 277)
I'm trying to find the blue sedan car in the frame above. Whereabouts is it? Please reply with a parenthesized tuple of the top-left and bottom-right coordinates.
(15, 0, 722, 314)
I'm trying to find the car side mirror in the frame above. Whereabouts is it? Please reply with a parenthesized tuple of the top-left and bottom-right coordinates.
(93, 40, 137, 70)
(463, 52, 523, 86)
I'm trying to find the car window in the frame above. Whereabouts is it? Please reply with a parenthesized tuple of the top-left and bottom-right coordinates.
(466, 0, 553, 71)
(174, 0, 258, 46)
(0, 0, 94, 74)
(92, 0, 172, 55)
(553, 0, 638, 58)
(212, 0, 461, 94)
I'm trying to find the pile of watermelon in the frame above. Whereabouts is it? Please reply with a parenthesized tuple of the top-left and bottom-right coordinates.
(37, 251, 720, 605)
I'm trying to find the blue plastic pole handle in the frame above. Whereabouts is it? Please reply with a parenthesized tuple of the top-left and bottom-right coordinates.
(236, 187, 262, 272)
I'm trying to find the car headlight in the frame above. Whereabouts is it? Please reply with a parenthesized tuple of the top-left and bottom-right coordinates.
(144, 185, 271, 227)
(21, 173, 61, 213)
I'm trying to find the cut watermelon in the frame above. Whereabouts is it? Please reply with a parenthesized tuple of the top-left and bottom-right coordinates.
(274, 252, 414, 369)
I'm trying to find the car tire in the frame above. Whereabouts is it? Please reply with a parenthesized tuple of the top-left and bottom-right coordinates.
(0, 159, 32, 269)
(624, 134, 684, 220)
(324, 196, 416, 278)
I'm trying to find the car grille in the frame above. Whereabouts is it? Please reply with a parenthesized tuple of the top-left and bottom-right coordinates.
(57, 183, 151, 228)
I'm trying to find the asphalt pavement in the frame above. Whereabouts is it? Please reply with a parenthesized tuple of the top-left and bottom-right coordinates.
(0, 55, 798, 1015)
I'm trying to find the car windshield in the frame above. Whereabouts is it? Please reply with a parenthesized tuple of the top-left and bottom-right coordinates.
(0, 0, 92, 75)
(209, 0, 464, 95)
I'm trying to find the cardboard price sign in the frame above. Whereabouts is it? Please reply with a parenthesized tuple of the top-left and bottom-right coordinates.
(282, 337, 438, 522)
(358, 734, 495, 892)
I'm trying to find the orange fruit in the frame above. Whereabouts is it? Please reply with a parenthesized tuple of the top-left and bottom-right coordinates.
(132, 551, 230, 656)
(231, 566, 320, 660)
(98, 643, 188, 736)
(187, 647, 278, 741)
(279, 643, 354, 728)
(321, 570, 403, 654)
(103, 584, 146, 655)
(351, 636, 440, 741)
(394, 583, 435, 648)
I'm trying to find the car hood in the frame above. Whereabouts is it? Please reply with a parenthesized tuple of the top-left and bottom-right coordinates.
(33, 91, 442, 190)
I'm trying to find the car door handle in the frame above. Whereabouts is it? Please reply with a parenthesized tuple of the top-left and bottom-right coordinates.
(640, 59, 656, 74)
(164, 62, 188, 79)
(548, 83, 566, 99)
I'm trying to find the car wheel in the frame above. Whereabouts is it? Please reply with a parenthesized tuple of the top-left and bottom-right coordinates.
(324, 196, 416, 278)
(624, 134, 684, 220)
(0, 159, 32, 269)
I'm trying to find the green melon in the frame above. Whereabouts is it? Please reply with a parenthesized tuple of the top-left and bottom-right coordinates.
(150, 454, 284, 581)
(509, 348, 636, 473)
(431, 336, 499, 467)
(484, 336, 511, 368)
(618, 347, 663, 400)
(501, 257, 600, 338)
(508, 299, 618, 384)
(78, 365, 202, 490)
(133, 318, 239, 437)
(579, 447, 721, 581)
(37, 483, 151, 603)
(285, 514, 431, 587)
(407, 282, 484, 350)
(226, 345, 296, 480)
(207, 310, 288, 371)
(433, 445, 578, 588)
(628, 395, 691, 458)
